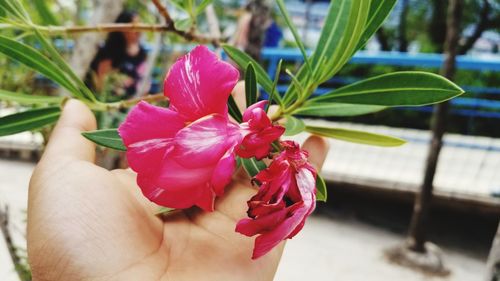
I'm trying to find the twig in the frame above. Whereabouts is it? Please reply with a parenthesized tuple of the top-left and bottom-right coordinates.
(151, 0, 174, 23)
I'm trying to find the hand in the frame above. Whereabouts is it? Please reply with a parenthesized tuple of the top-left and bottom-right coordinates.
(27, 93, 329, 281)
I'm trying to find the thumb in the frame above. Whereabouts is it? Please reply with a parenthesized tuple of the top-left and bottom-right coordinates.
(302, 135, 330, 171)
(41, 99, 97, 163)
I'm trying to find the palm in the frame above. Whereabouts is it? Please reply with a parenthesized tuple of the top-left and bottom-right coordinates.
(29, 159, 281, 281)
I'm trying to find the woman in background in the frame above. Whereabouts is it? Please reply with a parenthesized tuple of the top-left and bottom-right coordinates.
(87, 11, 148, 99)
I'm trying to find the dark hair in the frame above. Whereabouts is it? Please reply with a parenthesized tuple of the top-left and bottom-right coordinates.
(102, 11, 137, 67)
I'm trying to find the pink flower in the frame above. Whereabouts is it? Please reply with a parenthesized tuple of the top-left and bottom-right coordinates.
(118, 45, 240, 211)
(235, 141, 317, 259)
(237, 101, 285, 160)
(118, 45, 284, 212)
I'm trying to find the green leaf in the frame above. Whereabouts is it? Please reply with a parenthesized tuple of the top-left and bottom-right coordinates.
(0, 89, 64, 105)
(81, 129, 126, 151)
(266, 59, 283, 111)
(227, 94, 242, 123)
(245, 63, 257, 108)
(0, 35, 80, 96)
(354, 0, 397, 52)
(155, 207, 175, 215)
(315, 174, 327, 202)
(294, 103, 385, 117)
(195, 0, 214, 15)
(312, 0, 369, 82)
(32, 0, 59, 25)
(308, 71, 464, 106)
(284, 116, 305, 136)
(0, 106, 60, 136)
(33, 29, 96, 101)
(222, 44, 273, 94)
(241, 157, 266, 178)
(276, 0, 312, 75)
(174, 18, 192, 31)
(305, 125, 406, 147)
(0, 0, 30, 21)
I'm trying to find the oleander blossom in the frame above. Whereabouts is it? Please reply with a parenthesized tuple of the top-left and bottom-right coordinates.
(235, 141, 317, 259)
(237, 100, 286, 160)
(118, 45, 284, 211)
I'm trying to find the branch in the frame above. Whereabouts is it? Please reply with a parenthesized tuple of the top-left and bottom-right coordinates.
(151, 0, 174, 23)
(459, 0, 490, 55)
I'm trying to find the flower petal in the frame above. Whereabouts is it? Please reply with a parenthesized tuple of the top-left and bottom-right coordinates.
(118, 101, 184, 174)
(211, 146, 237, 196)
(172, 114, 238, 168)
(164, 45, 239, 121)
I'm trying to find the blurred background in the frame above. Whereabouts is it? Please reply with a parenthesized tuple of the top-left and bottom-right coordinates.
(0, 0, 499, 280)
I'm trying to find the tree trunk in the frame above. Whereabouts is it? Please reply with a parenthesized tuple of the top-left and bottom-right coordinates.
(244, 0, 272, 61)
(376, 27, 391, 51)
(429, 0, 448, 53)
(459, 0, 490, 55)
(70, 0, 124, 79)
(407, 0, 462, 253)
(398, 0, 409, 52)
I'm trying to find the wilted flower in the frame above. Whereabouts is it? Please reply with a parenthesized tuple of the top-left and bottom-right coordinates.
(236, 141, 317, 259)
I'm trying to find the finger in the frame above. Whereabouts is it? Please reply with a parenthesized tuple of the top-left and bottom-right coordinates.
(42, 99, 97, 163)
(302, 135, 330, 171)
(231, 81, 247, 112)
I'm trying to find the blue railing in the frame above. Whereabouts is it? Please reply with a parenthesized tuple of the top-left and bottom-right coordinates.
(260, 48, 500, 119)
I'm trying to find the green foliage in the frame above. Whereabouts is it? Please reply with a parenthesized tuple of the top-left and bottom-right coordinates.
(222, 44, 274, 94)
(293, 103, 385, 117)
(241, 157, 267, 178)
(0, 35, 80, 96)
(0, 89, 63, 105)
(227, 94, 243, 123)
(245, 63, 257, 107)
(0, 106, 60, 136)
(283, 116, 305, 136)
(307, 72, 464, 106)
(305, 125, 406, 147)
(354, 0, 397, 52)
(31, 0, 59, 26)
(315, 174, 327, 202)
(81, 129, 127, 151)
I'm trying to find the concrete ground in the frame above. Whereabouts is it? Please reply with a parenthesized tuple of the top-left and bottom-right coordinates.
(0, 158, 490, 281)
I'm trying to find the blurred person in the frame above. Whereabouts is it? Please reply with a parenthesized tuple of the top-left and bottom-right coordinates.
(87, 11, 148, 100)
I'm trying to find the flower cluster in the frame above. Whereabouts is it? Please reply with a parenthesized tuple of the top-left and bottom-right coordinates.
(118, 46, 316, 258)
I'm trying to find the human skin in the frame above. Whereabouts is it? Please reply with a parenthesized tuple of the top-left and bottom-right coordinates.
(27, 88, 329, 281)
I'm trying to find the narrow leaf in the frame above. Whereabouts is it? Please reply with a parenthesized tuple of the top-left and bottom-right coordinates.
(315, 174, 327, 202)
(32, 0, 59, 25)
(0, 35, 80, 95)
(82, 129, 126, 151)
(309, 71, 464, 106)
(354, 0, 397, 52)
(33, 29, 96, 101)
(266, 59, 283, 112)
(294, 103, 385, 117)
(0, 89, 64, 105)
(241, 157, 267, 178)
(0, 106, 60, 136)
(245, 63, 257, 107)
(222, 44, 273, 94)
(276, 0, 312, 75)
(306, 126, 406, 147)
(155, 207, 175, 215)
(227, 94, 243, 123)
(284, 116, 305, 136)
(195, 0, 214, 15)
(174, 18, 192, 31)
